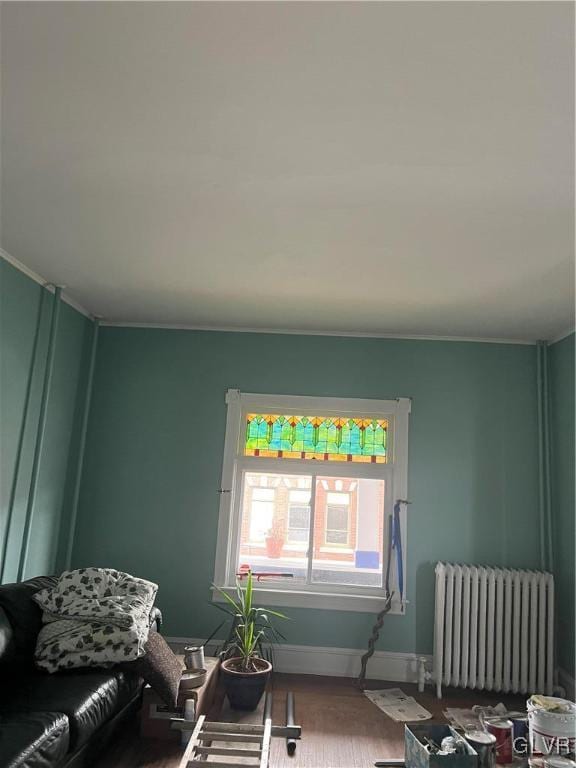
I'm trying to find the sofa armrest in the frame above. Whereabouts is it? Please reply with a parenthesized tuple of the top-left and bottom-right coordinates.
(149, 606, 163, 633)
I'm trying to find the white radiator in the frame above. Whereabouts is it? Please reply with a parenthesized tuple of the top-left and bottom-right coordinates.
(433, 562, 554, 698)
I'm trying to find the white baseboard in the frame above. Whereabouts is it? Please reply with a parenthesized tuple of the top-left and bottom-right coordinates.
(167, 636, 431, 684)
(558, 667, 575, 700)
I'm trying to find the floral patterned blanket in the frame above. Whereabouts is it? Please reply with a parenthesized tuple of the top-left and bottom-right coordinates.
(33, 568, 158, 673)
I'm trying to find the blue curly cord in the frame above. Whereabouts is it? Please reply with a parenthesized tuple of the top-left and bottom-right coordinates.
(392, 500, 404, 603)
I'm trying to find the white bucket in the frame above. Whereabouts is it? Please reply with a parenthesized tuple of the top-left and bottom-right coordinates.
(527, 697, 576, 757)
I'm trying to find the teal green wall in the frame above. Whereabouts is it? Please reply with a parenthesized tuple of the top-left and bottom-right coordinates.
(0, 259, 91, 582)
(73, 327, 541, 654)
(549, 333, 575, 679)
(3, 260, 572, 664)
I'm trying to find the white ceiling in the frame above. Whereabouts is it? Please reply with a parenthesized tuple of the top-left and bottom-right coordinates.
(1, 1, 574, 342)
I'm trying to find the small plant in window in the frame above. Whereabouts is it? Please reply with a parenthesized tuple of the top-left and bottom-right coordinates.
(212, 571, 287, 710)
(265, 518, 285, 558)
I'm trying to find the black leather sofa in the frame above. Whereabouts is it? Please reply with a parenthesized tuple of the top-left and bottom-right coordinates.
(0, 576, 161, 768)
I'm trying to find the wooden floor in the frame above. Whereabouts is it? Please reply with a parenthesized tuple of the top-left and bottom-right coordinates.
(94, 675, 526, 768)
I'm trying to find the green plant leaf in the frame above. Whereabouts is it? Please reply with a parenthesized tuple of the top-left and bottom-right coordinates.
(245, 571, 253, 612)
(212, 583, 244, 613)
(211, 571, 288, 668)
(263, 608, 289, 619)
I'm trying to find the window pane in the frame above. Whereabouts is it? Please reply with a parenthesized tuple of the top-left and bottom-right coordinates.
(287, 504, 310, 543)
(249, 500, 273, 542)
(238, 472, 311, 581)
(327, 504, 349, 532)
(327, 492, 350, 505)
(326, 529, 348, 545)
(289, 506, 310, 529)
(287, 528, 309, 543)
(312, 476, 385, 587)
(252, 488, 275, 501)
(290, 490, 310, 504)
(244, 414, 388, 463)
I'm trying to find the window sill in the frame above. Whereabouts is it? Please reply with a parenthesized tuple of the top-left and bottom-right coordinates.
(319, 546, 354, 554)
(211, 584, 405, 615)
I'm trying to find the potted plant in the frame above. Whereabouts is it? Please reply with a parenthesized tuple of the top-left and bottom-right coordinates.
(265, 520, 285, 558)
(213, 571, 287, 710)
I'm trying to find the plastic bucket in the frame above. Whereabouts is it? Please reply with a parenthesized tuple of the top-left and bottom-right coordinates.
(527, 697, 576, 757)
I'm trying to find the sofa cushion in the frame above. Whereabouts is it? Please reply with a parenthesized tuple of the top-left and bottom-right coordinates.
(0, 578, 57, 668)
(114, 668, 143, 708)
(0, 606, 15, 664)
(0, 711, 69, 768)
(0, 670, 121, 751)
(124, 631, 181, 707)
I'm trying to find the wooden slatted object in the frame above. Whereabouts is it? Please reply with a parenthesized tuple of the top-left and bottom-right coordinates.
(172, 716, 301, 767)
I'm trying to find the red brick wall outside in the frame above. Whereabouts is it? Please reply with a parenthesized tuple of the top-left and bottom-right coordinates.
(311, 480, 357, 561)
(239, 475, 387, 565)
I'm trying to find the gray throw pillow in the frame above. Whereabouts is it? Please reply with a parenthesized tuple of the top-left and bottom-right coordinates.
(128, 632, 182, 707)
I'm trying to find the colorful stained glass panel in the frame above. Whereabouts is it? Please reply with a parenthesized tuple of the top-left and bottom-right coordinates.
(244, 414, 388, 463)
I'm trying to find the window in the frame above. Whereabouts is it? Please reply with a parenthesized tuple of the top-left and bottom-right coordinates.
(287, 490, 311, 544)
(214, 391, 410, 614)
(248, 486, 275, 543)
(325, 492, 350, 545)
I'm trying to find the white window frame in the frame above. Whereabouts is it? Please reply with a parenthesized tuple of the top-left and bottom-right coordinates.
(213, 390, 410, 614)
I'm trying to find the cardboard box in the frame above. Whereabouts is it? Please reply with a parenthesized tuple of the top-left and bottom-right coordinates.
(405, 725, 478, 768)
(140, 656, 220, 740)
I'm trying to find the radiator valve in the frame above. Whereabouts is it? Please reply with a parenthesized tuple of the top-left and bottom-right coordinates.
(417, 657, 432, 693)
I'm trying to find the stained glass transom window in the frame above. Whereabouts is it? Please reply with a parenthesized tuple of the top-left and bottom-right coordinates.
(244, 414, 388, 463)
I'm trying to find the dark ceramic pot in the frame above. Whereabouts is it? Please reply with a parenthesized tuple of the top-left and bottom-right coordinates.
(221, 657, 272, 711)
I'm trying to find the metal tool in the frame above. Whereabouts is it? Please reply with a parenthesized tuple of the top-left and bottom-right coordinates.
(236, 571, 294, 581)
(390, 499, 409, 602)
(237, 564, 294, 581)
(357, 499, 411, 688)
(263, 691, 273, 723)
(357, 591, 393, 689)
(286, 691, 297, 755)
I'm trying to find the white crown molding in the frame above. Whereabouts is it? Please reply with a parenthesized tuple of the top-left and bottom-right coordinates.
(167, 636, 431, 684)
(1, 248, 93, 319)
(548, 326, 575, 345)
(100, 319, 538, 346)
